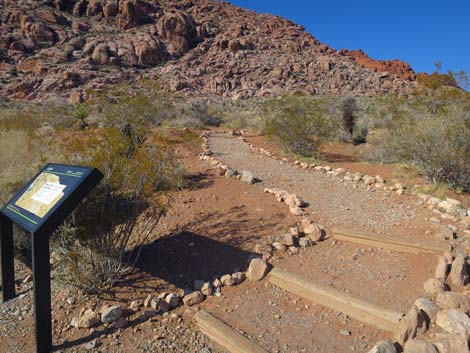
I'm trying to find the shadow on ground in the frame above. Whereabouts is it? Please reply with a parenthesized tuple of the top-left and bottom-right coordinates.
(132, 230, 256, 290)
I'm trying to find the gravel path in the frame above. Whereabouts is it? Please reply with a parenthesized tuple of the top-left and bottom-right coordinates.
(209, 134, 429, 235)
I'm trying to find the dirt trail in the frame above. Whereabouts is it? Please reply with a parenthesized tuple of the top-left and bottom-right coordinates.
(208, 133, 441, 238)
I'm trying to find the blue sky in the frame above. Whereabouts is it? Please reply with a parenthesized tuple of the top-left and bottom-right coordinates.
(227, 0, 470, 75)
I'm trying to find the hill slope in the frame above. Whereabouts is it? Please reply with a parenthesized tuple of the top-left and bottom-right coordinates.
(0, 0, 416, 101)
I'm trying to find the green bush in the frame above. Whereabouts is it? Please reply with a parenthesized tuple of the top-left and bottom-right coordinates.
(262, 96, 339, 157)
(366, 93, 470, 191)
(54, 120, 183, 293)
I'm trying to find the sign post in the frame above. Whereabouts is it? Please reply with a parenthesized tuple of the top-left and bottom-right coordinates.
(0, 163, 103, 353)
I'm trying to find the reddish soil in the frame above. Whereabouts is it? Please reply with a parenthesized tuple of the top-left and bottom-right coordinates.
(1, 129, 460, 353)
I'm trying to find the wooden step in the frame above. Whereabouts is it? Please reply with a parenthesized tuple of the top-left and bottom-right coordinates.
(269, 267, 403, 332)
(332, 227, 451, 254)
(195, 309, 269, 353)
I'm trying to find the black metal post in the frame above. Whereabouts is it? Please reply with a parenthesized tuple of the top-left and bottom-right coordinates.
(31, 230, 52, 353)
(0, 213, 15, 301)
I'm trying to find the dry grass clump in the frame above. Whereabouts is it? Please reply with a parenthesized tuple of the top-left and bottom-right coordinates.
(261, 96, 339, 157)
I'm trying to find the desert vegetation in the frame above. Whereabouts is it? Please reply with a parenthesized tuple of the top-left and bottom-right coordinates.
(0, 86, 190, 293)
(1, 79, 469, 296)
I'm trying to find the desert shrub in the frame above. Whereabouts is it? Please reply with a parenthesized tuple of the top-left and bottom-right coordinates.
(190, 103, 223, 127)
(72, 103, 89, 130)
(417, 72, 459, 90)
(0, 99, 76, 131)
(168, 102, 224, 128)
(366, 93, 470, 191)
(339, 97, 358, 136)
(262, 96, 339, 157)
(53, 121, 183, 293)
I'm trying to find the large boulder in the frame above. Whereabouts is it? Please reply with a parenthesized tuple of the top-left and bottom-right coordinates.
(414, 297, 439, 321)
(366, 340, 397, 353)
(403, 339, 438, 353)
(436, 309, 470, 340)
(117, 0, 154, 29)
(101, 305, 124, 324)
(394, 305, 428, 346)
(423, 278, 446, 298)
(134, 35, 167, 67)
(92, 43, 110, 64)
(183, 291, 204, 306)
(448, 255, 469, 287)
(157, 11, 198, 57)
(436, 292, 470, 313)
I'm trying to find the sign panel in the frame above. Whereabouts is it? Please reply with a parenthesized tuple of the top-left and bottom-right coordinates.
(1, 164, 97, 233)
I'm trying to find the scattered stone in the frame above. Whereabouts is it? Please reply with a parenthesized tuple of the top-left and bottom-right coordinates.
(129, 300, 143, 310)
(165, 293, 180, 309)
(231, 272, 246, 285)
(284, 194, 304, 208)
(403, 339, 438, 353)
(414, 297, 439, 321)
(433, 336, 469, 353)
(375, 175, 385, 184)
(366, 340, 397, 353)
(423, 278, 445, 298)
(225, 169, 237, 178)
(200, 283, 214, 296)
(246, 258, 269, 281)
(289, 206, 305, 216)
(298, 238, 313, 248)
(220, 274, 235, 287)
(101, 306, 124, 324)
(301, 219, 324, 241)
(436, 292, 470, 312)
(288, 246, 299, 254)
(183, 291, 205, 306)
(435, 256, 450, 282)
(280, 234, 295, 246)
(363, 175, 375, 185)
(436, 309, 470, 340)
(240, 171, 255, 184)
(77, 310, 100, 328)
(144, 294, 153, 308)
(448, 255, 469, 287)
(394, 305, 427, 345)
(272, 242, 287, 252)
(289, 227, 300, 236)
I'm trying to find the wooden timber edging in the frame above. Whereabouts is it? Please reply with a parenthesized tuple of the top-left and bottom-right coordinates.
(269, 267, 403, 332)
(195, 309, 269, 353)
(332, 227, 451, 254)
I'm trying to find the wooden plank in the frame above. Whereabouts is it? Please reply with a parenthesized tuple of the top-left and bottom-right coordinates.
(269, 268, 403, 332)
(332, 227, 451, 254)
(195, 310, 269, 353)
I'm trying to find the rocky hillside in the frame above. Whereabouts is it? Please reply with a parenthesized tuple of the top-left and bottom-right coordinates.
(0, 0, 417, 102)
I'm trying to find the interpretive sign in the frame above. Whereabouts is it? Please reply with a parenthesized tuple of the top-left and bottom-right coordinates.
(2, 164, 100, 233)
(1, 163, 103, 353)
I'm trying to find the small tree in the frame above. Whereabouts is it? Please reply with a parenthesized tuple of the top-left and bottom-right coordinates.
(339, 97, 358, 136)
(262, 96, 338, 157)
(72, 104, 88, 130)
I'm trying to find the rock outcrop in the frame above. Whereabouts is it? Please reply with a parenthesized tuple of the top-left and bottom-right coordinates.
(0, 0, 418, 101)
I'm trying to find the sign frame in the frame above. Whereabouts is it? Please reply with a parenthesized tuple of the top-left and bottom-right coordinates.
(0, 163, 103, 353)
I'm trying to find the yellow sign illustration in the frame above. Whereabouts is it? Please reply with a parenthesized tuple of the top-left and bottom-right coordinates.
(15, 173, 66, 218)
